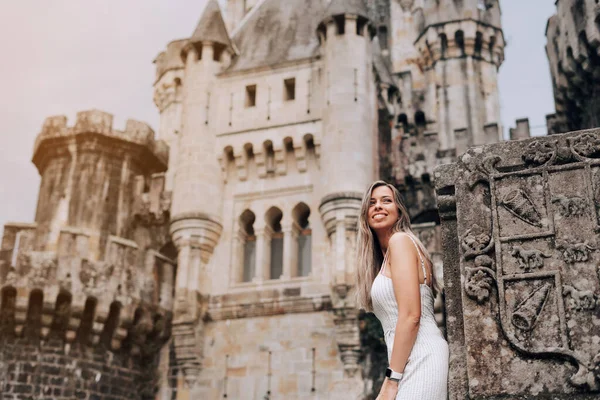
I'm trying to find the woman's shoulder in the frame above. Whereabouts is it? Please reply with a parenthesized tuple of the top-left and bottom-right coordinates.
(388, 231, 417, 251)
(389, 231, 414, 247)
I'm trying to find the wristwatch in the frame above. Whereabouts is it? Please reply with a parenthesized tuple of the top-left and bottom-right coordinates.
(385, 367, 403, 382)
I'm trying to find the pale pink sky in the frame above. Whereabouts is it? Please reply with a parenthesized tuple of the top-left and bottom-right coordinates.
(0, 1, 556, 234)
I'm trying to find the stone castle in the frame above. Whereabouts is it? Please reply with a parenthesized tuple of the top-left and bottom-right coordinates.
(1, 0, 596, 399)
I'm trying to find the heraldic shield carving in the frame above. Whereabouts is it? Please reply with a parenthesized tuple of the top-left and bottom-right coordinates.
(435, 129, 600, 399)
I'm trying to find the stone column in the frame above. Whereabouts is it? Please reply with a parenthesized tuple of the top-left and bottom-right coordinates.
(230, 230, 245, 284)
(253, 226, 271, 282)
(282, 222, 300, 280)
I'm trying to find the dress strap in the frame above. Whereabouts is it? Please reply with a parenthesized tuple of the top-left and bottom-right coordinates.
(380, 247, 390, 275)
(406, 234, 428, 285)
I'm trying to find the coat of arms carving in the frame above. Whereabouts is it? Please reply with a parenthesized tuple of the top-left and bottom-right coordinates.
(437, 129, 600, 398)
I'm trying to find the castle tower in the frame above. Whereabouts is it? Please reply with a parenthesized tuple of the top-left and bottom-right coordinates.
(391, 0, 505, 154)
(385, 0, 505, 228)
(317, 0, 377, 379)
(167, 0, 235, 387)
(153, 39, 187, 190)
(0, 110, 174, 399)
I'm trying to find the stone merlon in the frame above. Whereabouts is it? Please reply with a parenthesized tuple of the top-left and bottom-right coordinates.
(154, 39, 188, 82)
(33, 109, 168, 173)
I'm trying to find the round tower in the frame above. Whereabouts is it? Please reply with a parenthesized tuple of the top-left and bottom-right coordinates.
(0, 110, 173, 400)
(32, 110, 168, 256)
(316, 0, 376, 379)
(413, 0, 505, 151)
(153, 39, 187, 191)
(167, 0, 234, 385)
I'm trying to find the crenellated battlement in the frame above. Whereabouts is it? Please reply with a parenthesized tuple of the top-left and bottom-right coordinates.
(415, 19, 505, 69)
(0, 284, 171, 357)
(154, 39, 188, 83)
(34, 110, 169, 170)
(0, 224, 175, 355)
(154, 40, 186, 114)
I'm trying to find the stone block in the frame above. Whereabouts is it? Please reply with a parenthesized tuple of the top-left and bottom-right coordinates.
(74, 110, 114, 135)
(435, 128, 600, 398)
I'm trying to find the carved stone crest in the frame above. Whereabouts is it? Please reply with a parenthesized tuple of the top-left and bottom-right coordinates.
(438, 129, 600, 397)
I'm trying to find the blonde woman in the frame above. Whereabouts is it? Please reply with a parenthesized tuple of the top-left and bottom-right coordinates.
(356, 181, 448, 399)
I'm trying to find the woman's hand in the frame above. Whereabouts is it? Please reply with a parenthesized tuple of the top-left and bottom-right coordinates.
(375, 378, 399, 400)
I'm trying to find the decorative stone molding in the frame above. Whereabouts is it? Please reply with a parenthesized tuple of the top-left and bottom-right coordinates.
(207, 291, 331, 321)
(153, 72, 184, 112)
(436, 128, 600, 396)
(133, 173, 172, 225)
(218, 135, 321, 182)
(169, 213, 223, 387)
(0, 238, 173, 356)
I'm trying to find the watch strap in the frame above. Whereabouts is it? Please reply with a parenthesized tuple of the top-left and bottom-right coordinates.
(385, 367, 403, 382)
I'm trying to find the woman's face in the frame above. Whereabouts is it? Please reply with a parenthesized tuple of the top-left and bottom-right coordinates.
(367, 185, 399, 232)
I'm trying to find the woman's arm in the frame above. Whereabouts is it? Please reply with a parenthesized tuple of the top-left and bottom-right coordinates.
(388, 232, 422, 373)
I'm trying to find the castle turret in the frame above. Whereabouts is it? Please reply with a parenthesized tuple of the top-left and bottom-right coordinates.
(316, 0, 376, 379)
(0, 110, 174, 399)
(153, 39, 187, 191)
(412, 0, 505, 150)
(168, 0, 235, 386)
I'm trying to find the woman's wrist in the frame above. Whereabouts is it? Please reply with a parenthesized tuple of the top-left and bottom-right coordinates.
(384, 377, 399, 387)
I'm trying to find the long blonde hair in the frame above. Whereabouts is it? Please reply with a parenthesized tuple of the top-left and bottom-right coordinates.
(355, 180, 435, 311)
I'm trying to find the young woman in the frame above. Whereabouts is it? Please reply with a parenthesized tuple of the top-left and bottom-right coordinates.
(356, 180, 448, 400)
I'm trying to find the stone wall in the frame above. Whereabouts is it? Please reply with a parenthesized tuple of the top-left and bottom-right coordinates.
(546, 0, 600, 133)
(435, 128, 600, 398)
(192, 311, 354, 399)
(0, 338, 150, 400)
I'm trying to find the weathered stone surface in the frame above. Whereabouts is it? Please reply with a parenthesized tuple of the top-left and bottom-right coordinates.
(435, 128, 600, 398)
(546, 0, 600, 134)
(1, 108, 175, 400)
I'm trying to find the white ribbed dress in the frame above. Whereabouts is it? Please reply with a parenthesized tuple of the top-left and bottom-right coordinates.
(370, 236, 448, 400)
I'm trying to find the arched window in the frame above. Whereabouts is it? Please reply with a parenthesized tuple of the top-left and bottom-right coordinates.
(378, 26, 388, 50)
(293, 203, 312, 277)
(488, 36, 496, 62)
(415, 111, 426, 126)
(474, 32, 483, 56)
(440, 33, 448, 59)
(240, 210, 256, 282)
(266, 207, 283, 280)
(397, 113, 408, 129)
(264, 140, 275, 173)
(455, 30, 465, 56)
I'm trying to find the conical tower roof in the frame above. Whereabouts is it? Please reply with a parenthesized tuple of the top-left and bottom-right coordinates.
(322, 0, 369, 21)
(190, 0, 233, 48)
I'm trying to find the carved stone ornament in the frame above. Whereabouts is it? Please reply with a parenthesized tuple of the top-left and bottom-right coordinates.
(437, 129, 600, 397)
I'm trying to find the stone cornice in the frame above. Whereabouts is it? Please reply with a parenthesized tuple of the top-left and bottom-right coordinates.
(206, 293, 331, 321)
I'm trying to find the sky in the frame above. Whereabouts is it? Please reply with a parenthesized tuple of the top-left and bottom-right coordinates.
(0, 1, 557, 235)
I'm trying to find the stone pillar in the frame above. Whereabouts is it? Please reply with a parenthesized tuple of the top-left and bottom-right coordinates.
(435, 128, 600, 397)
(282, 224, 296, 279)
(319, 193, 362, 377)
(254, 227, 267, 282)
